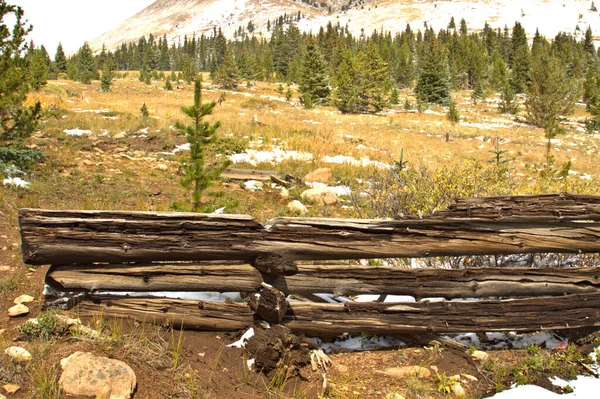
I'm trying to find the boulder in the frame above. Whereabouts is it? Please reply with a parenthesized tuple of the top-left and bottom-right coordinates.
(4, 346, 32, 362)
(13, 294, 34, 305)
(59, 352, 136, 399)
(287, 200, 308, 215)
(8, 304, 29, 317)
(301, 188, 337, 205)
(304, 168, 332, 183)
(279, 187, 289, 198)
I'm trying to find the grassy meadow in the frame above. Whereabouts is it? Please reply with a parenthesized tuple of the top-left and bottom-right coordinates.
(1, 73, 600, 398)
(3, 72, 600, 224)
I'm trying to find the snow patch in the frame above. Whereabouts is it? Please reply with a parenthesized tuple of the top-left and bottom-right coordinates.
(64, 128, 92, 136)
(3, 177, 30, 188)
(227, 327, 255, 349)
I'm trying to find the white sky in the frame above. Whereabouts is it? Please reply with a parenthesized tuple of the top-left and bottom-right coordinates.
(9, 0, 156, 56)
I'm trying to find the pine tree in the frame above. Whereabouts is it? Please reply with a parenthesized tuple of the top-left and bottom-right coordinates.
(356, 43, 392, 112)
(175, 76, 231, 211)
(140, 102, 149, 123)
(299, 39, 330, 108)
(489, 49, 508, 91)
(390, 87, 400, 105)
(99, 58, 115, 92)
(498, 76, 519, 114)
(333, 48, 358, 113)
(214, 49, 240, 90)
(415, 36, 451, 105)
(446, 99, 460, 124)
(75, 42, 96, 84)
(0, 2, 42, 170)
(164, 76, 173, 91)
(30, 49, 49, 91)
(182, 55, 198, 83)
(525, 46, 577, 128)
(54, 42, 67, 73)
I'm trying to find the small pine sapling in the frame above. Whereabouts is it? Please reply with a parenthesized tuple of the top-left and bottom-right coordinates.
(164, 77, 173, 91)
(446, 100, 460, 124)
(175, 76, 231, 211)
(390, 87, 400, 105)
(404, 97, 413, 110)
(140, 102, 149, 123)
(285, 87, 293, 102)
(99, 58, 115, 92)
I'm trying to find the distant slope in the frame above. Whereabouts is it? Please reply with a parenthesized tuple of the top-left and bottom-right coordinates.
(91, 0, 600, 51)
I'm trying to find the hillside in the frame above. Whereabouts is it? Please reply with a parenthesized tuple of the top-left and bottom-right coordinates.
(90, 0, 600, 51)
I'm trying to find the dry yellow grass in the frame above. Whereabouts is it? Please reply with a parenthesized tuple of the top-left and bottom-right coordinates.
(3, 74, 600, 221)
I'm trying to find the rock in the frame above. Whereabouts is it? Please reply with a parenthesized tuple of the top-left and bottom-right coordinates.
(154, 163, 168, 171)
(244, 180, 263, 191)
(0, 392, 7, 399)
(82, 159, 93, 166)
(470, 350, 489, 362)
(2, 384, 20, 394)
(59, 352, 136, 399)
(451, 382, 465, 397)
(304, 168, 332, 183)
(8, 304, 29, 317)
(113, 132, 126, 139)
(0, 265, 11, 272)
(13, 295, 34, 305)
(4, 346, 32, 362)
(279, 187, 289, 198)
(462, 374, 478, 382)
(287, 200, 308, 215)
(386, 394, 405, 399)
(377, 366, 431, 379)
(301, 188, 337, 205)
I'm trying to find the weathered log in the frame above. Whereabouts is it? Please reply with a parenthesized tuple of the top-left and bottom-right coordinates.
(47, 264, 600, 299)
(46, 262, 262, 292)
(434, 193, 600, 221)
(253, 254, 298, 276)
(20, 194, 600, 265)
(282, 293, 600, 335)
(77, 296, 254, 331)
(245, 284, 288, 323)
(221, 168, 283, 181)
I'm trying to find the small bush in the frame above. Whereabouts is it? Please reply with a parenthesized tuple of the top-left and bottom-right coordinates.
(19, 312, 69, 340)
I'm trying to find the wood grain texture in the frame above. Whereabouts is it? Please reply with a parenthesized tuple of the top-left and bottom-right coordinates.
(47, 263, 600, 299)
(282, 293, 600, 334)
(20, 194, 600, 265)
(78, 296, 254, 331)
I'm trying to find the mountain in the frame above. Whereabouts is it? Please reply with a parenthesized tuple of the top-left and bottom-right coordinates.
(90, 0, 600, 51)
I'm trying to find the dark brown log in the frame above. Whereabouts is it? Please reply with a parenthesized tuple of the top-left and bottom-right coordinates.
(245, 284, 288, 323)
(46, 264, 600, 300)
(20, 209, 264, 265)
(282, 293, 600, 335)
(20, 193, 600, 265)
(253, 254, 298, 276)
(77, 296, 254, 331)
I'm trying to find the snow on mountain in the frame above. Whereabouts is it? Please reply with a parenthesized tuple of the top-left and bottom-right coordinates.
(90, 0, 600, 51)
